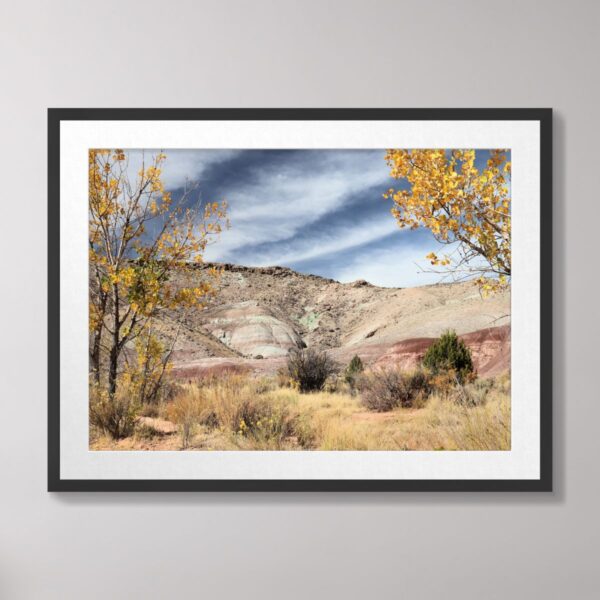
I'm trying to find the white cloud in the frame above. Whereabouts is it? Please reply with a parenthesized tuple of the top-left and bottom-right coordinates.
(203, 150, 392, 260)
(124, 149, 240, 191)
(233, 217, 399, 267)
(102, 149, 483, 289)
(231, 156, 387, 223)
(334, 242, 449, 288)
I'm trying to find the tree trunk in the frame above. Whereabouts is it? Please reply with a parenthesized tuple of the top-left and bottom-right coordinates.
(90, 330, 102, 384)
(108, 345, 119, 398)
(108, 286, 121, 398)
(90, 278, 107, 385)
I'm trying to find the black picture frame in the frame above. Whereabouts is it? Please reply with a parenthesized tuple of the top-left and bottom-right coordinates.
(48, 108, 552, 492)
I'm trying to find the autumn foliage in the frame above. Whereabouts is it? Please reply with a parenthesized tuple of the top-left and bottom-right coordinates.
(384, 149, 511, 293)
(89, 149, 227, 399)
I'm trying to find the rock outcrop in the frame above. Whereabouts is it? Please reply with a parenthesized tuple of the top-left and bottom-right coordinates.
(161, 262, 511, 378)
(200, 300, 303, 357)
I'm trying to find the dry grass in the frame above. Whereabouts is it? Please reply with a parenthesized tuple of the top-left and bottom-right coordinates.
(357, 368, 431, 411)
(91, 372, 511, 451)
(89, 384, 139, 440)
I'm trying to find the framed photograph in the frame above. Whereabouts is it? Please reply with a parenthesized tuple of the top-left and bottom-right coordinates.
(48, 108, 552, 492)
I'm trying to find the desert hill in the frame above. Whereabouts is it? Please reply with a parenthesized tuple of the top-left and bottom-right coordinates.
(161, 263, 511, 379)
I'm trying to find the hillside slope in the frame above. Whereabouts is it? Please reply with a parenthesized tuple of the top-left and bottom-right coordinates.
(162, 263, 510, 377)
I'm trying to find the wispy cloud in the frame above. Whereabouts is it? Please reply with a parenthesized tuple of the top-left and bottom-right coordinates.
(202, 150, 393, 262)
(125, 149, 241, 191)
(226, 216, 400, 267)
(123, 148, 473, 288)
(334, 236, 454, 288)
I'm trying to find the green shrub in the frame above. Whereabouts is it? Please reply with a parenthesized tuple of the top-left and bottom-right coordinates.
(422, 330, 474, 383)
(286, 348, 338, 392)
(344, 355, 364, 388)
(358, 368, 431, 412)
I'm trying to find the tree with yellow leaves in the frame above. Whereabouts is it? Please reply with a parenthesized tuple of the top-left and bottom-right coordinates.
(384, 149, 511, 294)
(89, 149, 227, 397)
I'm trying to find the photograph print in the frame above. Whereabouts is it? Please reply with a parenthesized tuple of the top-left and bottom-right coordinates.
(88, 146, 512, 452)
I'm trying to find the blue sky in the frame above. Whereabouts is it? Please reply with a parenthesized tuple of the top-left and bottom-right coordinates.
(127, 149, 500, 288)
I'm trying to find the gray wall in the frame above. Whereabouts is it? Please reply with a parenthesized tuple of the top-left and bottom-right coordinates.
(0, 1, 596, 598)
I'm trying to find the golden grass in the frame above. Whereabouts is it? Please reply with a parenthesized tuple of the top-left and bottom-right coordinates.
(90, 373, 511, 451)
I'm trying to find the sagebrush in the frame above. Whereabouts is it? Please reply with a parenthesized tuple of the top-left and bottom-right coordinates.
(285, 348, 338, 392)
(358, 368, 431, 412)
